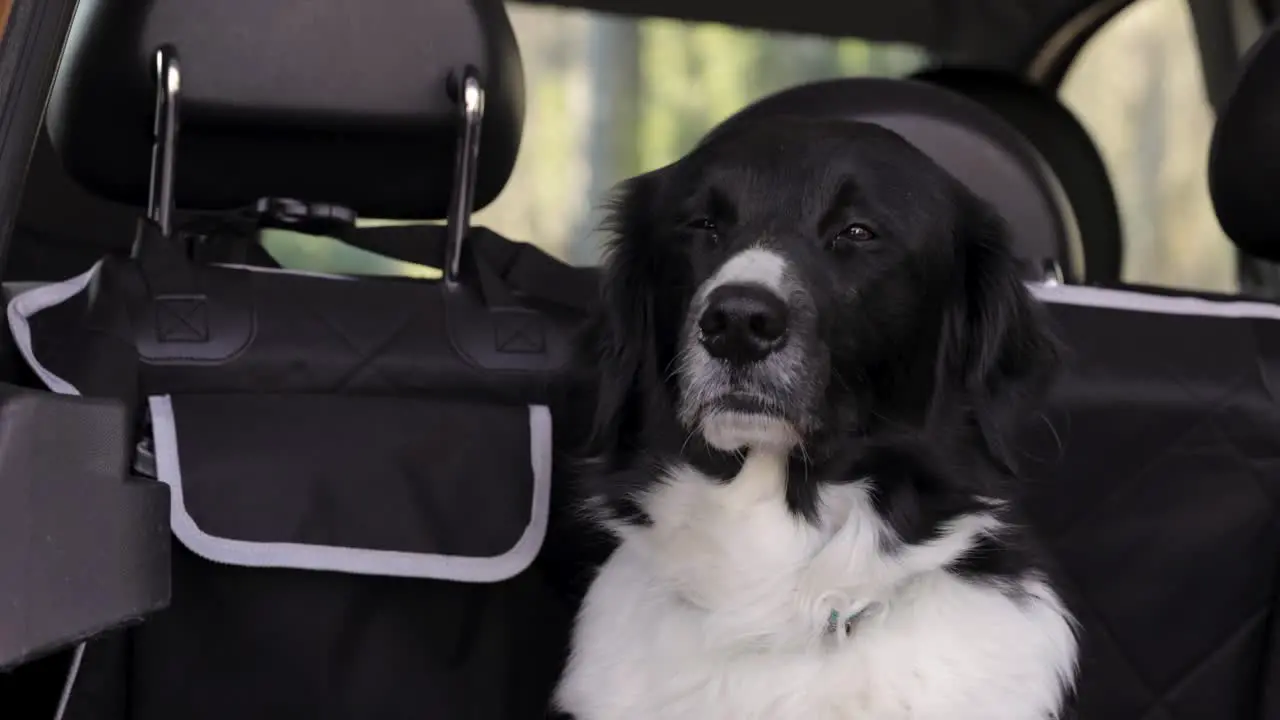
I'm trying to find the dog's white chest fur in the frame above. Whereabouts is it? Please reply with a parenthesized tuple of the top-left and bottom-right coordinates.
(557, 451, 1077, 720)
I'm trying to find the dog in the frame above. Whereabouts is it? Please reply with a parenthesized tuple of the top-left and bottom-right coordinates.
(554, 116, 1079, 720)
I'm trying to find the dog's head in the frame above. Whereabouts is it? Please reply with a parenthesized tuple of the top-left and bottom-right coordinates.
(581, 116, 1058, 480)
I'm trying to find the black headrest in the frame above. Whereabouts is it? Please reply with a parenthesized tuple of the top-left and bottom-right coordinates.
(912, 67, 1121, 284)
(1210, 25, 1280, 261)
(702, 78, 1075, 279)
(45, 0, 524, 220)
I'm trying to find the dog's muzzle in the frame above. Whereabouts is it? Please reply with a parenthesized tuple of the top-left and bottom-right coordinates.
(678, 248, 813, 453)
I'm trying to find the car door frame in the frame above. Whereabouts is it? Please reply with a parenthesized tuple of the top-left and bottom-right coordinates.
(0, 0, 79, 278)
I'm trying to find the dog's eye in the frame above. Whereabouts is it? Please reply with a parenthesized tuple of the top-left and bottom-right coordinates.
(687, 218, 719, 241)
(829, 223, 876, 252)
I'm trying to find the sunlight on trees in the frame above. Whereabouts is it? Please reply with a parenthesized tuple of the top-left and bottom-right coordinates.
(264, 0, 1233, 296)
(476, 7, 928, 265)
(1060, 0, 1233, 292)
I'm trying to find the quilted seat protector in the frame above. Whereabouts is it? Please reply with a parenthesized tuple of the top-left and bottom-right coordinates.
(3, 227, 593, 720)
(1025, 285, 1280, 719)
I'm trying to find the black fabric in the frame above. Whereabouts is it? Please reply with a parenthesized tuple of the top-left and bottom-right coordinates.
(0, 651, 73, 719)
(1210, 23, 1280, 262)
(7, 131, 142, 283)
(1018, 294, 1280, 718)
(170, 393, 535, 558)
(46, 0, 524, 219)
(337, 224, 598, 312)
(24, 225, 590, 404)
(18, 210, 1280, 717)
(5, 132, 281, 282)
(912, 66, 1122, 284)
(59, 545, 571, 720)
(18, 223, 602, 720)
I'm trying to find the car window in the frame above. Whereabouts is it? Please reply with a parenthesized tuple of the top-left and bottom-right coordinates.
(1058, 0, 1235, 293)
(262, 5, 930, 275)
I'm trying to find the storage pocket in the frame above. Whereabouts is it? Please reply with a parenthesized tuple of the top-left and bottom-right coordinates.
(116, 393, 567, 720)
(148, 393, 550, 580)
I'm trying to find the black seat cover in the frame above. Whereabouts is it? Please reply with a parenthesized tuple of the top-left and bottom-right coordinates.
(46, 0, 524, 220)
(703, 77, 1076, 280)
(5, 132, 273, 283)
(913, 66, 1122, 284)
(1019, 281, 1280, 719)
(1210, 23, 1280, 265)
(5, 133, 139, 282)
(13, 1, 602, 719)
(1010, 26, 1280, 718)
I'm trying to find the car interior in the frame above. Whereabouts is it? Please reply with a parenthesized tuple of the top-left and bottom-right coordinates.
(0, 0, 1277, 719)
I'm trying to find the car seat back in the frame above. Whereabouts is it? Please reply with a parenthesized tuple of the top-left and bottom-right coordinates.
(1004, 26, 1280, 718)
(1210, 23, 1280, 266)
(1204, 26, 1280, 716)
(46, 0, 523, 220)
(912, 66, 1122, 284)
(11, 1, 601, 719)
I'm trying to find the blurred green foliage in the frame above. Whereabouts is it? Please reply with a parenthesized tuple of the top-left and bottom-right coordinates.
(261, 0, 1236, 295)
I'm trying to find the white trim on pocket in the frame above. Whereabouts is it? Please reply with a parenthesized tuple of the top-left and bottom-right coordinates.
(147, 394, 552, 583)
(5, 260, 102, 396)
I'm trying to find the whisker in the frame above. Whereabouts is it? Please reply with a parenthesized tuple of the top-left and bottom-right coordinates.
(665, 345, 694, 381)
(678, 428, 699, 457)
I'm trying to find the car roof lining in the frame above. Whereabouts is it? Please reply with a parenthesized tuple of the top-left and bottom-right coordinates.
(511, 0, 1125, 64)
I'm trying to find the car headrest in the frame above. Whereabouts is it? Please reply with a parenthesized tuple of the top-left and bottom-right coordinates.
(1210, 24, 1280, 262)
(912, 66, 1121, 284)
(45, 0, 524, 221)
(701, 78, 1076, 281)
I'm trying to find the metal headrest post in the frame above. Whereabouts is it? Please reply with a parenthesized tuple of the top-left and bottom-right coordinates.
(147, 45, 181, 238)
(444, 66, 486, 286)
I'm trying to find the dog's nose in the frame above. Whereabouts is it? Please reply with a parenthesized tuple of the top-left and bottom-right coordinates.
(698, 284, 789, 363)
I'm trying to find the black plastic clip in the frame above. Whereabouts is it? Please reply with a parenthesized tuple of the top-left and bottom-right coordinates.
(254, 197, 358, 238)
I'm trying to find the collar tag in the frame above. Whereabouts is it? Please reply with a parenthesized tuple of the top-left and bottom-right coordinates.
(820, 595, 886, 645)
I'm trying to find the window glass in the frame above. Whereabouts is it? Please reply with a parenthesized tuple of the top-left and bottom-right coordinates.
(1058, 0, 1235, 293)
(263, 6, 930, 274)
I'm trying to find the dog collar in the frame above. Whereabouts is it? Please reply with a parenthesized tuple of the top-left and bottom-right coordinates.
(818, 592, 886, 645)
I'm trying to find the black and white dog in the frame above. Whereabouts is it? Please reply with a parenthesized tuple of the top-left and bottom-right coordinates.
(556, 116, 1078, 720)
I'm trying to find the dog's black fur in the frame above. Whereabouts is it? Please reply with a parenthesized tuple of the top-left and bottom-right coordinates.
(576, 116, 1061, 585)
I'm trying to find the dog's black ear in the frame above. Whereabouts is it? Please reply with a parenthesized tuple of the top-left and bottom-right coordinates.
(579, 171, 663, 467)
(937, 192, 1061, 465)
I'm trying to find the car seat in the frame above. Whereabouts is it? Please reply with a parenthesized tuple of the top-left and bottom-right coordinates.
(6, 5, 1279, 719)
(1017, 26, 1280, 715)
(911, 66, 1123, 285)
(1210, 24, 1280, 268)
(1203, 25, 1280, 715)
(4, 133, 280, 284)
(3, 0, 602, 718)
